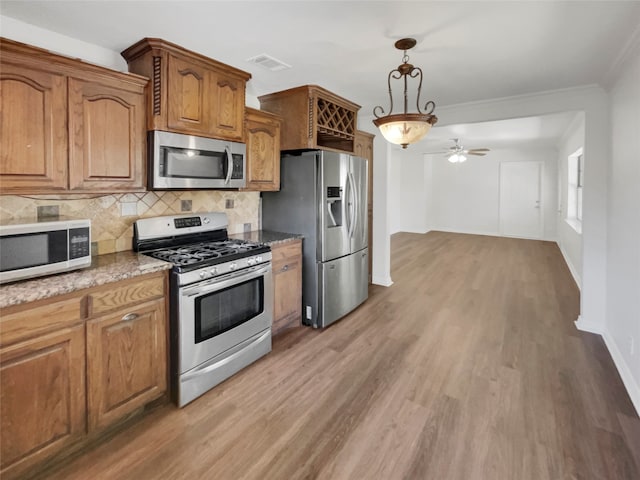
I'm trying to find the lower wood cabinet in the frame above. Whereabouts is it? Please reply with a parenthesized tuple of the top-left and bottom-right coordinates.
(0, 323, 86, 479)
(0, 271, 168, 479)
(86, 298, 166, 431)
(271, 239, 302, 335)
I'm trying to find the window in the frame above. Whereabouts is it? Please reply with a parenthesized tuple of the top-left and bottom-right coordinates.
(566, 148, 583, 233)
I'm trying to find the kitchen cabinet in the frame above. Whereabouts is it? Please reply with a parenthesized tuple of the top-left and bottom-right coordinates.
(0, 38, 147, 194)
(271, 239, 302, 335)
(258, 85, 360, 153)
(122, 38, 251, 142)
(0, 296, 85, 480)
(244, 107, 282, 191)
(354, 130, 375, 283)
(0, 271, 168, 479)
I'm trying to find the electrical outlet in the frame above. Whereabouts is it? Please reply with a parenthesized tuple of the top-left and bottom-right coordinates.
(37, 205, 59, 219)
(181, 200, 192, 212)
(244, 223, 251, 233)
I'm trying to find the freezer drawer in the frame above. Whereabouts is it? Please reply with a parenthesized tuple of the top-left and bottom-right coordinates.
(318, 248, 368, 328)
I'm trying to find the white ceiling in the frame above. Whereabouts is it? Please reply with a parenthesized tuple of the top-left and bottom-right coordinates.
(2, 1, 638, 148)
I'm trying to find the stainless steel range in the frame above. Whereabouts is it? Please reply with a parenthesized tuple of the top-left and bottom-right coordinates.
(133, 212, 272, 407)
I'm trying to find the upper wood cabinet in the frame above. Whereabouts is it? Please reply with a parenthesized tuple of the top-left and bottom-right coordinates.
(122, 38, 251, 142)
(244, 107, 281, 191)
(67, 76, 146, 191)
(0, 63, 68, 191)
(0, 38, 148, 194)
(258, 85, 360, 153)
(354, 130, 375, 283)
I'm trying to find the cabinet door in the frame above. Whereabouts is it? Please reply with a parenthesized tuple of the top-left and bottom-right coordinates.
(272, 240, 302, 335)
(166, 54, 210, 135)
(86, 299, 167, 432)
(244, 109, 281, 191)
(0, 63, 68, 192)
(68, 77, 145, 191)
(209, 72, 245, 141)
(1, 325, 85, 479)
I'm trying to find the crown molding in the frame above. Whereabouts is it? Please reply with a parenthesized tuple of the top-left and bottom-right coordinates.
(602, 23, 640, 89)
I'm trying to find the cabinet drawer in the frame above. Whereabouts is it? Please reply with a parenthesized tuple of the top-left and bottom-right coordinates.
(271, 240, 302, 265)
(86, 274, 165, 317)
(0, 296, 82, 347)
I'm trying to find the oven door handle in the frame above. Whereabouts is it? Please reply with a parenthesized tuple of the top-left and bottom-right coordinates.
(182, 264, 271, 297)
(182, 329, 271, 381)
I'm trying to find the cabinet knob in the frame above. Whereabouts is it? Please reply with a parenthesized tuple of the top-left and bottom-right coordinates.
(122, 313, 139, 322)
(281, 264, 289, 272)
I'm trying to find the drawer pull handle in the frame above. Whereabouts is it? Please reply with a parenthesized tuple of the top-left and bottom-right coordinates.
(122, 313, 139, 322)
(281, 264, 289, 272)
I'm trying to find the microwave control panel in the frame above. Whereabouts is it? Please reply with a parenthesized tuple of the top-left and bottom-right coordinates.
(231, 154, 244, 179)
(69, 227, 90, 259)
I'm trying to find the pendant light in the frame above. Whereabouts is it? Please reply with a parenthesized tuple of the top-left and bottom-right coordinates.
(373, 38, 438, 149)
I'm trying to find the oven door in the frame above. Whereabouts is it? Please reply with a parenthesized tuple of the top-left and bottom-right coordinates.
(178, 263, 273, 374)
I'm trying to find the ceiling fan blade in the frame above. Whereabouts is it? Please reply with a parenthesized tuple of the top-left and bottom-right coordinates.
(423, 151, 449, 155)
(466, 152, 487, 156)
(466, 148, 490, 152)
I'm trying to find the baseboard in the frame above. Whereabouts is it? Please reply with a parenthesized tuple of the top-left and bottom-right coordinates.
(372, 275, 393, 287)
(602, 328, 640, 416)
(574, 315, 603, 334)
(430, 227, 499, 237)
(558, 242, 582, 290)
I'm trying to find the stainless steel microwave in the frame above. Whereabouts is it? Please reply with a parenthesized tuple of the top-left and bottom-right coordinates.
(149, 131, 246, 189)
(0, 218, 91, 284)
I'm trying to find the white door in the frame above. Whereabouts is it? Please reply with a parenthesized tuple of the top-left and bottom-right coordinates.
(499, 161, 543, 239)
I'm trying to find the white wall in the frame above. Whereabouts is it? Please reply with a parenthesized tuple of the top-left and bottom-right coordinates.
(388, 148, 429, 234)
(0, 16, 126, 71)
(431, 86, 610, 337)
(605, 49, 640, 414)
(556, 113, 585, 287)
(426, 146, 557, 239)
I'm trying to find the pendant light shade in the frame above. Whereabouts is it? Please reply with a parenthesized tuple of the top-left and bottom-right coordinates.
(373, 38, 438, 149)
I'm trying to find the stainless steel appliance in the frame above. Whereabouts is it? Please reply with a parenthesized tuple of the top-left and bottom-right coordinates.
(133, 212, 272, 407)
(149, 131, 246, 189)
(0, 217, 91, 284)
(262, 150, 368, 328)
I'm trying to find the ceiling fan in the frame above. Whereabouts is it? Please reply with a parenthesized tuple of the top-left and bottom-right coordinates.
(424, 138, 490, 163)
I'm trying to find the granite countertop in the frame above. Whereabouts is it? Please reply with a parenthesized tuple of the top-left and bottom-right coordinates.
(0, 251, 171, 309)
(229, 230, 303, 246)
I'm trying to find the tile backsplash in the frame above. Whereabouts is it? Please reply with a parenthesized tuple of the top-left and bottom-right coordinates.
(0, 191, 260, 255)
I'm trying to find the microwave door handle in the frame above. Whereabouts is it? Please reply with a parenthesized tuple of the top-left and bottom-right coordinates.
(224, 146, 233, 185)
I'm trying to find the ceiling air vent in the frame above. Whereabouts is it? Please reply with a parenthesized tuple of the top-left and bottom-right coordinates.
(246, 53, 291, 72)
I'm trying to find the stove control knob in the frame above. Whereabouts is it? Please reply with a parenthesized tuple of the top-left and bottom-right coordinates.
(257, 256, 263, 263)
(229, 263, 237, 271)
(210, 267, 218, 275)
(247, 257, 256, 266)
(199, 271, 207, 279)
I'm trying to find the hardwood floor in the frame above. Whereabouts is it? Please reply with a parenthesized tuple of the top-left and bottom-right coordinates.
(37, 232, 640, 480)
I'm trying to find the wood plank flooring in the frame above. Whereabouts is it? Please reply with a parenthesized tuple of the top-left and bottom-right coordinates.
(36, 231, 640, 480)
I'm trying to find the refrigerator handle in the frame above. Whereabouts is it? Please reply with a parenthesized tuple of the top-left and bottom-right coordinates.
(349, 171, 358, 239)
(345, 172, 354, 238)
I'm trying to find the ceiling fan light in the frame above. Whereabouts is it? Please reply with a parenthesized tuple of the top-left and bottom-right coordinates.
(373, 114, 435, 149)
(448, 153, 467, 163)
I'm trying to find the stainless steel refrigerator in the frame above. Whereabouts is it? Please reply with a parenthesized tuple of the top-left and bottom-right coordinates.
(262, 150, 368, 328)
